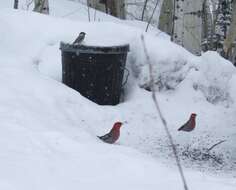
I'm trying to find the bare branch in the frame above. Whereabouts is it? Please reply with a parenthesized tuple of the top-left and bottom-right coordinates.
(141, 0, 149, 21)
(145, 0, 159, 32)
(87, 0, 91, 22)
(141, 34, 189, 190)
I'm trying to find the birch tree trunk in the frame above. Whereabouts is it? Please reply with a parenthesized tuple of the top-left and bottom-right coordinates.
(202, 0, 217, 51)
(183, 0, 203, 55)
(172, 0, 185, 46)
(223, 0, 236, 56)
(172, 0, 203, 55)
(33, 0, 49, 14)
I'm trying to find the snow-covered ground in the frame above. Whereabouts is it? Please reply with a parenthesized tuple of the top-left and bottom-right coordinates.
(0, 0, 235, 189)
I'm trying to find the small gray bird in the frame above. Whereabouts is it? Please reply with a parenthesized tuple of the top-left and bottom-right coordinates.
(73, 32, 86, 45)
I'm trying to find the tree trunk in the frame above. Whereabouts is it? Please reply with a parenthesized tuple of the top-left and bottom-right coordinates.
(184, 0, 203, 55)
(202, 0, 217, 51)
(172, 0, 185, 46)
(90, 0, 125, 19)
(33, 0, 49, 14)
(223, 0, 236, 57)
(107, 0, 117, 17)
(107, 0, 126, 19)
(14, 0, 19, 9)
(158, 0, 173, 35)
(172, 0, 203, 55)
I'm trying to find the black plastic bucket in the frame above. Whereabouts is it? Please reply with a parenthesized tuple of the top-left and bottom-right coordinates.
(60, 42, 129, 105)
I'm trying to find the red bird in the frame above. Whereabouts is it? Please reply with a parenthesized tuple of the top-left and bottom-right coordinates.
(98, 122, 123, 144)
(178, 113, 197, 132)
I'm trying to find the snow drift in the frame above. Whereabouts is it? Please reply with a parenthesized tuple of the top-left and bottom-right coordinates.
(0, 0, 235, 189)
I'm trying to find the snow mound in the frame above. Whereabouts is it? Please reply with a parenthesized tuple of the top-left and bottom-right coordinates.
(0, 0, 236, 189)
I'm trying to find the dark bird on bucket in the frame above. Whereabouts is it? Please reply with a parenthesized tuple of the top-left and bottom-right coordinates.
(178, 113, 197, 132)
(98, 122, 123, 144)
(73, 32, 86, 45)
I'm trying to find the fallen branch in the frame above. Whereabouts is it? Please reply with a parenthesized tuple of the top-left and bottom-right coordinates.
(208, 154, 223, 165)
(207, 140, 226, 152)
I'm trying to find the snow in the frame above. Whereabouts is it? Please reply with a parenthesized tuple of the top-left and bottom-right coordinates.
(0, 0, 236, 189)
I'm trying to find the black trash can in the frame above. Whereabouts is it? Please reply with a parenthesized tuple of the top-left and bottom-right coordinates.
(60, 42, 129, 105)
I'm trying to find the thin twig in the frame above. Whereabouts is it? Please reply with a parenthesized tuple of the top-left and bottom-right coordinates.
(141, 0, 149, 21)
(145, 0, 159, 32)
(207, 140, 226, 152)
(87, 0, 91, 22)
(208, 154, 223, 164)
(141, 34, 189, 190)
(93, 4, 97, 21)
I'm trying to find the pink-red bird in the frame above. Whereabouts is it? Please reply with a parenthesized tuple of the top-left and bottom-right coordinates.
(98, 122, 123, 144)
(178, 113, 197, 132)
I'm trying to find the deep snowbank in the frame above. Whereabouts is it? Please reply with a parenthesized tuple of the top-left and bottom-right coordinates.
(0, 0, 236, 189)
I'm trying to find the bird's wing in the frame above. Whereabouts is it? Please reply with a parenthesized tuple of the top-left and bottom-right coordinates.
(98, 133, 112, 141)
(178, 121, 188, 131)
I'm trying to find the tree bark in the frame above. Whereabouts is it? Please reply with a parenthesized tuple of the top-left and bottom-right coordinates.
(202, 0, 217, 51)
(172, 0, 185, 46)
(90, 0, 125, 19)
(14, 0, 19, 9)
(107, 0, 125, 19)
(158, 0, 173, 35)
(172, 0, 203, 55)
(223, 0, 236, 56)
(33, 0, 49, 14)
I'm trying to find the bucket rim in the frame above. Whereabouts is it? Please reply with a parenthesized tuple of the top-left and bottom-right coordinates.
(60, 42, 130, 54)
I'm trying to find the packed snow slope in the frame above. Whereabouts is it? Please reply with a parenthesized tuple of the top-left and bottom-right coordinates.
(0, 0, 236, 189)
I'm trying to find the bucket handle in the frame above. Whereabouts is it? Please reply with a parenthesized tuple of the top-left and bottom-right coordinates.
(121, 67, 130, 88)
